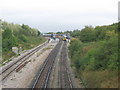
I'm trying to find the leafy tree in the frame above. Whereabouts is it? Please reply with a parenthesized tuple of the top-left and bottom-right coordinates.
(1, 20, 44, 61)
(2, 28, 17, 51)
(80, 26, 96, 42)
(70, 29, 81, 38)
(69, 23, 118, 71)
(37, 30, 41, 36)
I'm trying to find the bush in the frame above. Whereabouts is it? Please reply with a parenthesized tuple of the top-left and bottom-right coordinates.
(69, 22, 118, 88)
(19, 35, 27, 42)
(69, 23, 118, 71)
(1, 20, 46, 61)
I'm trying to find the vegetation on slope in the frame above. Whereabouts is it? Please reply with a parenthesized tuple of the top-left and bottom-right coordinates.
(69, 23, 119, 88)
(1, 20, 46, 64)
(0, 28, 2, 62)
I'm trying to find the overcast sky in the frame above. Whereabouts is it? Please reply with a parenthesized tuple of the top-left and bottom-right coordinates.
(0, 0, 119, 33)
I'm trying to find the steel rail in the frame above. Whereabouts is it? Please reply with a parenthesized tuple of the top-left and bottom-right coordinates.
(59, 42, 73, 88)
(32, 41, 62, 89)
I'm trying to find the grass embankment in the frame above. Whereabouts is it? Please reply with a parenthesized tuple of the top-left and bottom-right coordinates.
(1, 20, 46, 65)
(69, 23, 119, 88)
(0, 30, 2, 64)
(80, 70, 118, 88)
(2, 36, 46, 63)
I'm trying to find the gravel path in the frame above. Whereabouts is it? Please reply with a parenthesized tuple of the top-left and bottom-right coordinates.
(1, 42, 57, 88)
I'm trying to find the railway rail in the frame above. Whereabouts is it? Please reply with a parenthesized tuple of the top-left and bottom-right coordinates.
(59, 42, 73, 88)
(0, 42, 48, 81)
(32, 41, 62, 89)
(32, 41, 73, 89)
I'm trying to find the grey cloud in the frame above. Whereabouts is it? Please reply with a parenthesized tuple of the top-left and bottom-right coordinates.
(1, 9, 117, 32)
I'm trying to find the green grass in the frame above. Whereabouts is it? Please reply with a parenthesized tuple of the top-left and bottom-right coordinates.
(78, 70, 118, 88)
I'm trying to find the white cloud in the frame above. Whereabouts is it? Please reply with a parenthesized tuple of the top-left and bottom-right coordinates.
(0, 0, 119, 32)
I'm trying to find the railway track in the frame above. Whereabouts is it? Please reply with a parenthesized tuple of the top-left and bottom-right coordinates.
(0, 42, 48, 81)
(59, 42, 73, 88)
(32, 41, 73, 89)
(32, 41, 62, 89)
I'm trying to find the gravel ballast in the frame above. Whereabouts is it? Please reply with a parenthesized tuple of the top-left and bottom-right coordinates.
(1, 42, 57, 88)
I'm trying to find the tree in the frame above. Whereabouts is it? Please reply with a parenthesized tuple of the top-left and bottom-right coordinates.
(37, 30, 41, 36)
(2, 28, 17, 51)
(80, 26, 95, 42)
